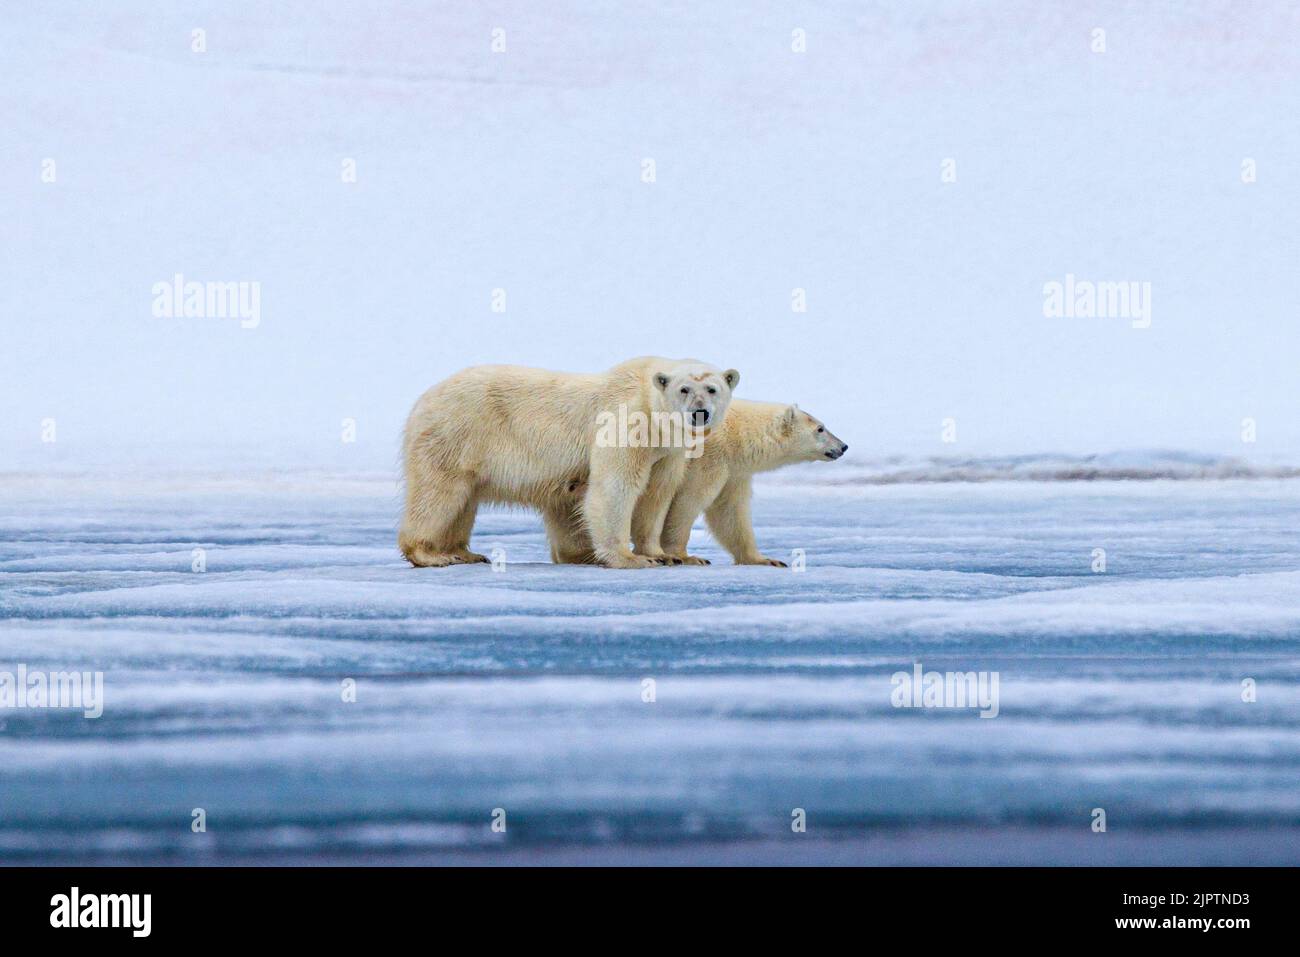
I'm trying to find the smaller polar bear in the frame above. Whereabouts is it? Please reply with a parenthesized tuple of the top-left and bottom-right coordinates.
(400, 357, 739, 569)
(652, 400, 847, 566)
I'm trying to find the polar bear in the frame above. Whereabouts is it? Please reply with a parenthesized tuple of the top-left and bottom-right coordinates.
(652, 401, 847, 566)
(399, 357, 739, 569)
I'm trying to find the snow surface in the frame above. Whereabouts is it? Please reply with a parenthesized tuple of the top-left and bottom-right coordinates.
(1, 475, 1298, 863)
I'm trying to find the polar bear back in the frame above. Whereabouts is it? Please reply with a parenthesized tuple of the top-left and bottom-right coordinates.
(403, 362, 654, 507)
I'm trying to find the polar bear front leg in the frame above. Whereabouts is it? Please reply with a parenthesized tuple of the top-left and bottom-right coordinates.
(704, 476, 788, 567)
(584, 448, 660, 569)
(631, 453, 686, 563)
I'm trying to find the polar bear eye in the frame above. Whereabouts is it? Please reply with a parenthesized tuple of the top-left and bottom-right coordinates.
(707, 387, 717, 395)
(680, 387, 689, 395)
(817, 426, 824, 433)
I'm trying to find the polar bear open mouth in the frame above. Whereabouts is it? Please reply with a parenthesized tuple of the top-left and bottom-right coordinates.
(690, 410, 711, 427)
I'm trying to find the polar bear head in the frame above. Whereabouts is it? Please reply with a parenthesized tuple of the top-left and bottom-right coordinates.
(653, 362, 740, 431)
(778, 404, 848, 462)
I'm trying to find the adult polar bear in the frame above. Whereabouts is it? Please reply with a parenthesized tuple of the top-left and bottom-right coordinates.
(400, 357, 740, 569)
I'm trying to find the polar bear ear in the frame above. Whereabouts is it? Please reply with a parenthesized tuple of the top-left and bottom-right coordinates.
(723, 369, 740, 390)
(781, 404, 800, 430)
(653, 372, 671, 391)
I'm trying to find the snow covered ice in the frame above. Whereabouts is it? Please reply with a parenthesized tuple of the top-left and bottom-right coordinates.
(2, 471, 1298, 864)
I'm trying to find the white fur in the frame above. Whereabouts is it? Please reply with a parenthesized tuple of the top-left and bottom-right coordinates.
(399, 357, 739, 568)
(656, 400, 847, 566)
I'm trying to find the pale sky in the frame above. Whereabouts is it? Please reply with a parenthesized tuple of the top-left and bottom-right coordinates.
(3, 1, 1298, 470)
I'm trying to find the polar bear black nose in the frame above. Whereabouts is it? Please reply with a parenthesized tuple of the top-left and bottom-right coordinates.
(691, 409, 710, 426)
(841, 443, 848, 452)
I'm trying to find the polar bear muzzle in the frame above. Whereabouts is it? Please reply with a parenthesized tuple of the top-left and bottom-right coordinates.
(656, 363, 739, 437)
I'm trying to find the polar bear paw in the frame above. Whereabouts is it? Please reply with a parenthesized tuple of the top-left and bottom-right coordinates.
(601, 552, 662, 569)
(403, 544, 491, 568)
(664, 553, 709, 566)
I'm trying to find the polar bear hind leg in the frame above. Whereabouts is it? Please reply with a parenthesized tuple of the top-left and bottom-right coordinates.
(447, 495, 489, 564)
(631, 454, 687, 564)
(399, 468, 488, 567)
(543, 503, 599, 565)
